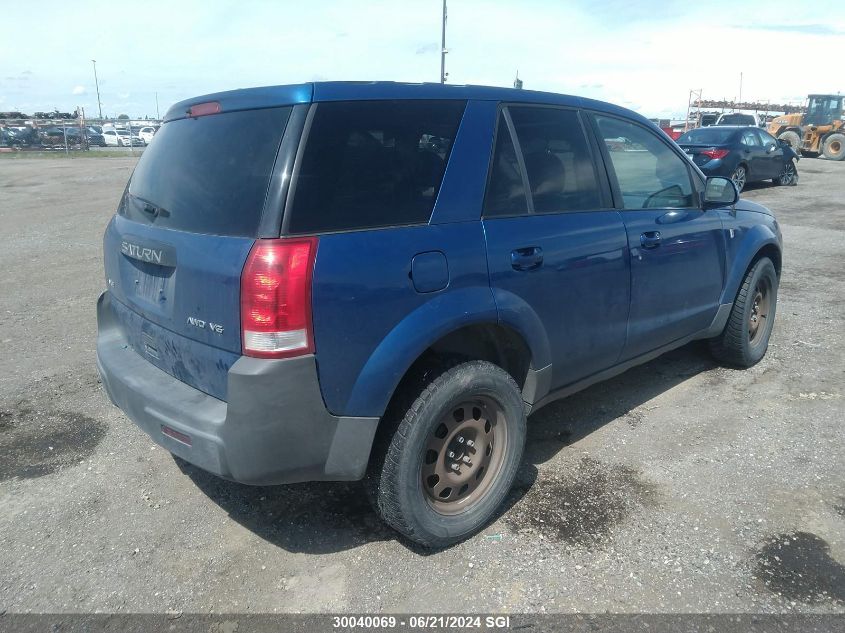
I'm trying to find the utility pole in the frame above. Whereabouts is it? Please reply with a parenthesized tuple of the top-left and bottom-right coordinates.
(440, 0, 447, 84)
(738, 72, 743, 105)
(91, 59, 103, 120)
(155, 92, 160, 120)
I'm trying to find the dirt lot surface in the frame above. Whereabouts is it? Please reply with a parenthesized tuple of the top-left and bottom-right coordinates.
(0, 155, 843, 614)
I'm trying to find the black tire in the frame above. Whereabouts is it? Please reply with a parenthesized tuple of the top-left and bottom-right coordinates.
(709, 257, 778, 367)
(731, 164, 747, 192)
(822, 133, 845, 161)
(777, 130, 801, 151)
(366, 360, 526, 548)
(775, 159, 798, 186)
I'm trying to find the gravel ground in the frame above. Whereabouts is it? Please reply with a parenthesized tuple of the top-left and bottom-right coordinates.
(0, 155, 843, 614)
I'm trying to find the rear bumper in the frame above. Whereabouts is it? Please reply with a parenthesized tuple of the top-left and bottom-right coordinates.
(96, 292, 379, 485)
(697, 158, 734, 178)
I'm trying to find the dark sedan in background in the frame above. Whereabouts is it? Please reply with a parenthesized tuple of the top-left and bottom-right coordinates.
(677, 125, 798, 192)
(86, 128, 106, 147)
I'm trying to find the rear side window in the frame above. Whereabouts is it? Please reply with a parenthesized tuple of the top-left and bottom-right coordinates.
(742, 129, 761, 146)
(286, 100, 466, 234)
(595, 115, 696, 209)
(125, 107, 291, 237)
(509, 107, 601, 213)
(484, 113, 528, 216)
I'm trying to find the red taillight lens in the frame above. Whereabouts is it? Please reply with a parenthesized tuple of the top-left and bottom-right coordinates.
(240, 238, 318, 359)
(188, 101, 221, 117)
(700, 148, 730, 160)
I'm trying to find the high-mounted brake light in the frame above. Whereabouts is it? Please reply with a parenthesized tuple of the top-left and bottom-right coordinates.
(188, 101, 221, 118)
(700, 148, 730, 160)
(240, 238, 318, 359)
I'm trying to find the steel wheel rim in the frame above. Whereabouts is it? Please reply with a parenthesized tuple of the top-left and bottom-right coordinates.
(421, 396, 508, 516)
(748, 277, 772, 346)
(732, 166, 746, 191)
(830, 140, 842, 154)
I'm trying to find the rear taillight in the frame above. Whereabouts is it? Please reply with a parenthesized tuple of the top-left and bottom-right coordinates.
(240, 238, 318, 359)
(700, 148, 730, 160)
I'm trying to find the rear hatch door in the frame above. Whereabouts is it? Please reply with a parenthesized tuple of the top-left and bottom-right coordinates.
(103, 105, 295, 400)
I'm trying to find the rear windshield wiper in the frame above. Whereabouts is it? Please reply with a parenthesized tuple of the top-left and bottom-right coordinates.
(129, 194, 170, 219)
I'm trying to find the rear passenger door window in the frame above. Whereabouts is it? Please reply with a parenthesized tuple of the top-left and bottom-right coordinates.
(594, 115, 696, 209)
(509, 107, 603, 213)
(484, 106, 603, 216)
(742, 129, 761, 147)
(483, 112, 529, 217)
(286, 100, 466, 234)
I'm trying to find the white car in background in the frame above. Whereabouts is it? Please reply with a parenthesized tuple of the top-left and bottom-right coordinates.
(103, 129, 144, 147)
(137, 127, 157, 145)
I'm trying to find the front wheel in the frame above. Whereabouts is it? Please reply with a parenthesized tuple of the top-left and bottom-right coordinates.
(366, 360, 526, 548)
(710, 257, 778, 367)
(731, 164, 747, 192)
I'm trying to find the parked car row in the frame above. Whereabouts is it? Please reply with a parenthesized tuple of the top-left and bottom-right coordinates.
(1, 124, 157, 149)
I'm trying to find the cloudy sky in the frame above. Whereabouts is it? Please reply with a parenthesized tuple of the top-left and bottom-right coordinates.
(1, 0, 843, 119)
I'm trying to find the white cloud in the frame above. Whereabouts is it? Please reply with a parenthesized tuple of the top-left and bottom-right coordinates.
(72, 85, 86, 95)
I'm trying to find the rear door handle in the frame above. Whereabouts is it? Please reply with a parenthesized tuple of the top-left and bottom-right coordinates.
(640, 231, 661, 249)
(511, 246, 543, 271)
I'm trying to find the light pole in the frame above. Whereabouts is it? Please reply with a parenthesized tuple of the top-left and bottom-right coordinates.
(91, 59, 103, 120)
(440, 0, 447, 84)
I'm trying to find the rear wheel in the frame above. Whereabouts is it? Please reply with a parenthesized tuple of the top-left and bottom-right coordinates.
(822, 133, 845, 161)
(731, 164, 747, 192)
(366, 360, 526, 548)
(777, 130, 801, 151)
(710, 257, 778, 367)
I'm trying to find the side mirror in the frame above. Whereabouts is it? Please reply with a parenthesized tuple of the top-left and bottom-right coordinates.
(704, 176, 738, 208)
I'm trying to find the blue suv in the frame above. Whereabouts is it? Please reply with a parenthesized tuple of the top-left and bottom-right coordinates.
(97, 82, 782, 547)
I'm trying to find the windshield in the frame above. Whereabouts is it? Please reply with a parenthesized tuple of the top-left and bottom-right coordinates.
(125, 106, 291, 237)
(806, 96, 843, 125)
(678, 127, 736, 144)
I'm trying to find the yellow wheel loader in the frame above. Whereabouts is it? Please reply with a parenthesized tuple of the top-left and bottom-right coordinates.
(768, 94, 845, 160)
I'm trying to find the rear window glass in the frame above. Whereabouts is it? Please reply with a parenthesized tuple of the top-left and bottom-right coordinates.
(678, 128, 736, 144)
(124, 107, 291, 237)
(509, 106, 602, 213)
(286, 100, 466, 234)
(718, 113, 755, 125)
